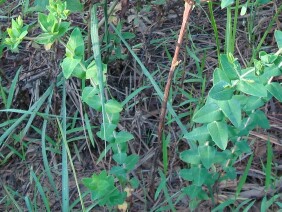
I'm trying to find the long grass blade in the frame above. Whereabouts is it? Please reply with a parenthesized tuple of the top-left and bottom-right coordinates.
(208, 1, 220, 58)
(41, 84, 59, 198)
(57, 117, 86, 211)
(24, 196, 33, 212)
(61, 79, 69, 212)
(236, 154, 254, 197)
(30, 170, 51, 212)
(265, 139, 273, 189)
(7, 66, 22, 109)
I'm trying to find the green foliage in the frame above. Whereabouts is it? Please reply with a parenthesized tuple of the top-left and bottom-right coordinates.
(36, 0, 70, 47)
(4, 16, 28, 52)
(103, 22, 135, 62)
(61, 27, 85, 79)
(180, 31, 282, 209)
(82, 171, 127, 207)
(3, 0, 138, 209)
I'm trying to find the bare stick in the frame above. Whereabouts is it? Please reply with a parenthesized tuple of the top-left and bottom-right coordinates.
(149, 0, 194, 196)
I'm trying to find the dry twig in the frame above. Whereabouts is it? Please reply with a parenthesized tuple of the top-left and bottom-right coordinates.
(149, 0, 195, 196)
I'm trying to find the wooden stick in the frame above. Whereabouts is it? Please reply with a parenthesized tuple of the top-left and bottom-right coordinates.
(149, 0, 194, 196)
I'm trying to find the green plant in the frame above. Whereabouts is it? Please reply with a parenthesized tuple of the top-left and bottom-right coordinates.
(3, 0, 139, 209)
(4, 16, 28, 53)
(179, 30, 282, 209)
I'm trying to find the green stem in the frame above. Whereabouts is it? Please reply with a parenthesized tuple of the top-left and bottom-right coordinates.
(232, 0, 240, 51)
(225, 6, 233, 54)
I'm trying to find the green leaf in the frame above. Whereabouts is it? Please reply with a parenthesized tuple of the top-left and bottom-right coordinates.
(198, 145, 216, 169)
(243, 96, 264, 112)
(193, 103, 223, 123)
(240, 2, 248, 16)
(66, 0, 83, 12)
(207, 121, 228, 150)
(259, 51, 278, 65)
(180, 149, 201, 165)
(110, 166, 126, 178)
(179, 169, 193, 181)
(217, 98, 241, 127)
(183, 185, 208, 200)
(82, 170, 126, 206)
(122, 32, 136, 40)
(113, 153, 127, 164)
(70, 63, 86, 79)
(252, 110, 270, 129)
(237, 80, 267, 97)
(81, 87, 101, 111)
(82, 170, 111, 195)
(61, 57, 81, 79)
(275, 30, 282, 49)
(221, 0, 234, 8)
(130, 177, 139, 189)
(266, 82, 282, 102)
(105, 99, 123, 113)
(220, 54, 239, 79)
(192, 167, 209, 186)
(86, 60, 107, 83)
(180, 168, 210, 186)
(259, 65, 282, 83)
(213, 68, 230, 84)
(235, 140, 251, 154)
(38, 13, 55, 32)
(35, 33, 56, 45)
(209, 81, 234, 100)
(96, 123, 117, 142)
(184, 125, 211, 142)
(124, 154, 139, 171)
(33, 0, 48, 10)
(57, 22, 70, 37)
(115, 131, 134, 143)
(256, 0, 271, 5)
(66, 28, 84, 58)
(106, 113, 120, 124)
(213, 150, 230, 164)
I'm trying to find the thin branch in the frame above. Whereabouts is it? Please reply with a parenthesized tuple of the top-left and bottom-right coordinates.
(149, 0, 194, 196)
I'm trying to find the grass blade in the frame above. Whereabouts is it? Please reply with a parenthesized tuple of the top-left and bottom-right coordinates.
(30, 170, 51, 212)
(265, 139, 273, 189)
(57, 80, 85, 210)
(236, 154, 254, 197)
(24, 196, 33, 212)
(242, 200, 256, 212)
(41, 84, 59, 199)
(61, 79, 69, 212)
(7, 66, 22, 109)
